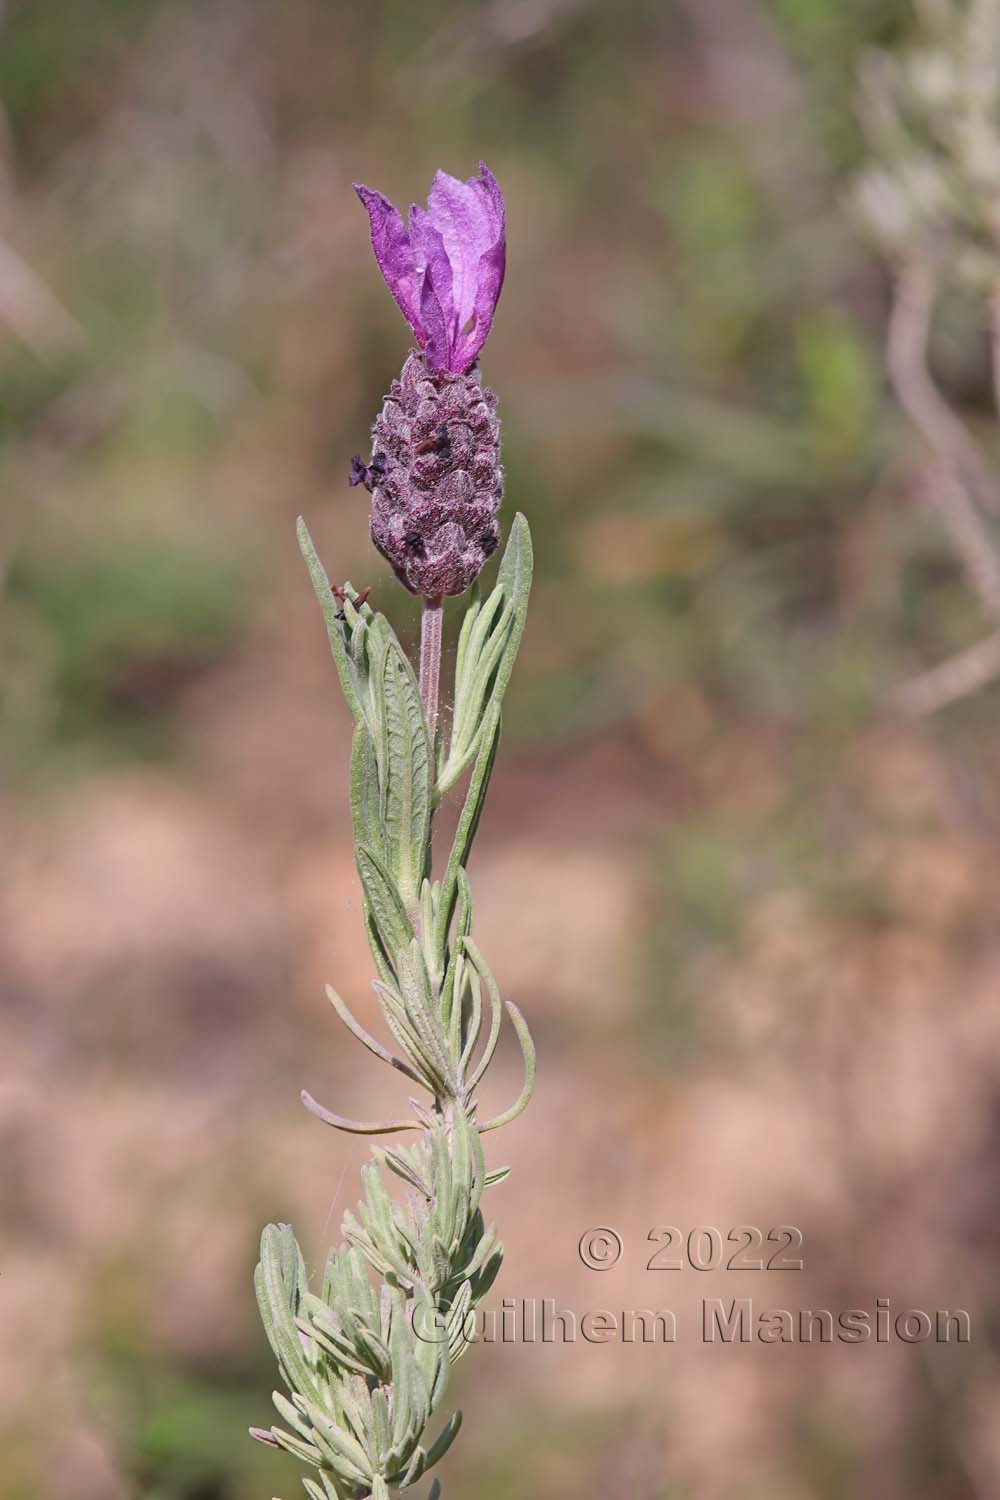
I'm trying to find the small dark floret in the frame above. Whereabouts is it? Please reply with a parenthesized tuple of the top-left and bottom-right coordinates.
(348, 456, 372, 490)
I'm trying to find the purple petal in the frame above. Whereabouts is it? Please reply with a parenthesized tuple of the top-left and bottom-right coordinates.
(409, 205, 455, 373)
(426, 162, 506, 371)
(353, 184, 424, 344)
(355, 165, 506, 373)
(453, 163, 506, 369)
(425, 167, 497, 331)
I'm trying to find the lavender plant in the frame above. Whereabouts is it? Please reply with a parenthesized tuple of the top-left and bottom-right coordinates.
(250, 164, 534, 1500)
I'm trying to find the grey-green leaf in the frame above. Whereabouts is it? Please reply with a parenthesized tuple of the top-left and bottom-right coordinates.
(437, 514, 532, 799)
(297, 517, 370, 727)
(379, 639, 432, 912)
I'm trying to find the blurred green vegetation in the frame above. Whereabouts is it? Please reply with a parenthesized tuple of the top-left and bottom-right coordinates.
(5, 541, 248, 767)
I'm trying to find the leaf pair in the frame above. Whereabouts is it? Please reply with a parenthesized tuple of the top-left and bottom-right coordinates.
(436, 514, 532, 800)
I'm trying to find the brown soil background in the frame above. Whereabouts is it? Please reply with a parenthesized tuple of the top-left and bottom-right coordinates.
(3, 3, 1000, 1498)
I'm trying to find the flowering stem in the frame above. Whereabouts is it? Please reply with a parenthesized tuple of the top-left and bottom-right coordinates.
(419, 595, 444, 739)
(256, 517, 534, 1498)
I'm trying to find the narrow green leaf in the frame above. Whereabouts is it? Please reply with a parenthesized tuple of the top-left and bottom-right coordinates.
(450, 587, 508, 761)
(471, 1244, 504, 1302)
(297, 517, 369, 726)
(460, 1223, 498, 1283)
(491, 512, 533, 706)
(351, 726, 385, 863)
(255, 1224, 320, 1403)
(380, 640, 432, 911)
(395, 944, 454, 1093)
(436, 514, 532, 799)
(478, 1002, 536, 1132)
(270, 1423, 324, 1467)
(457, 963, 483, 1082)
(272, 1389, 320, 1443)
(301, 1089, 422, 1135)
(434, 706, 501, 958)
(301, 1401, 373, 1486)
(423, 1411, 463, 1471)
(325, 983, 422, 1085)
(440, 874, 473, 1034)
(370, 1386, 391, 1469)
(364, 905, 399, 990)
(460, 940, 503, 1094)
(356, 843, 415, 968)
(452, 586, 482, 713)
(447, 597, 512, 782)
(375, 979, 452, 1096)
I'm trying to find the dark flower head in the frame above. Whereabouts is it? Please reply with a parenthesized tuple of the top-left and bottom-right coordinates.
(354, 164, 505, 374)
(366, 351, 502, 597)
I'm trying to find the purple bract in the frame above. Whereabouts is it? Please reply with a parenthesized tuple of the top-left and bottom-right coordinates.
(354, 164, 506, 374)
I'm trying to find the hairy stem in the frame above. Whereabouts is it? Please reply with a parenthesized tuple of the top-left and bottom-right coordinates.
(420, 595, 444, 740)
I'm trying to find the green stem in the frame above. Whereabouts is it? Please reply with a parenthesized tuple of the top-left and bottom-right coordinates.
(419, 595, 444, 743)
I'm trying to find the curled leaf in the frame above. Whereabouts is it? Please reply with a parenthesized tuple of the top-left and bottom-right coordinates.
(478, 1002, 536, 1132)
(301, 1090, 422, 1135)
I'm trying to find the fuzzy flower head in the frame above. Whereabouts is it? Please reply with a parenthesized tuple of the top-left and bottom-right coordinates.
(354, 164, 506, 374)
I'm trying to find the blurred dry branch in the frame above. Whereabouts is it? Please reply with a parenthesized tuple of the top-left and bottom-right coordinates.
(886, 263, 1000, 518)
(857, 0, 1000, 713)
(408, 0, 593, 88)
(0, 236, 82, 358)
(886, 263, 1000, 621)
(895, 622, 1000, 714)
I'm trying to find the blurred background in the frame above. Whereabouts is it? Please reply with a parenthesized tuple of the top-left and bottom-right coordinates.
(4, 1, 1000, 1496)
